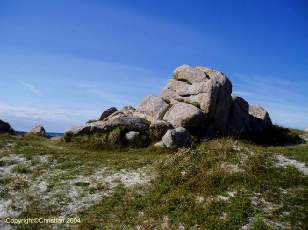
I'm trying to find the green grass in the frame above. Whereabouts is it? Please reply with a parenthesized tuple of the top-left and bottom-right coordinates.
(77, 139, 308, 229)
(0, 131, 307, 229)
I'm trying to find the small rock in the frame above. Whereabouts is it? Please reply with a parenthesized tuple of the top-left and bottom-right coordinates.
(154, 141, 165, 148)
(124, 131, 140, 144)
(162, 127, 192, 148)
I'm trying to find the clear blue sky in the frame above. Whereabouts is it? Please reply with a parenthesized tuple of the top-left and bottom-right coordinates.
(0, 0, 307, 132)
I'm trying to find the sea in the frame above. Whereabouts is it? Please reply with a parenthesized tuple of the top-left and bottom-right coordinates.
(47, 132, 64, 137)
(16, 131, 64, 137)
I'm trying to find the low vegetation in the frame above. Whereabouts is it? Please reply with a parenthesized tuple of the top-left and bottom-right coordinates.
(0, 128, 307, 229)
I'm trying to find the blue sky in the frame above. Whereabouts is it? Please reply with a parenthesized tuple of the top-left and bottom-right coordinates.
(0, 0, 307, 132)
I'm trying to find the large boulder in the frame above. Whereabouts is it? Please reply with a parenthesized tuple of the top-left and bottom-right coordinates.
(249, 105, 272, 132)
(227, 96, 251, 136)
(149, 120, 173, 141)
(161, 65, 232, 136)
(99, 107, 118, 121)
(29, 125, 46, 136)
(0, 120, 14, 134)
(134, 96, 169, 122)
(162, 127, 192, 148)
(163, 102, 205, 134)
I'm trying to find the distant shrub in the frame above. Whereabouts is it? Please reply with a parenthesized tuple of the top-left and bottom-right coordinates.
(107, 127, 122, 144)
(240, 125, 305, 146)
(63, 132, 73, 142)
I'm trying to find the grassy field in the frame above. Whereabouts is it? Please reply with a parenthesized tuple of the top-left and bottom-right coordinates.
(0, 130, 307, 229)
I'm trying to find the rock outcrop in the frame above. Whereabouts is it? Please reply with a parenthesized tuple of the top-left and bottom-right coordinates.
(65, 64, 272, 148)
(0, 120, 14, 134)
(29, 125, 46, 136)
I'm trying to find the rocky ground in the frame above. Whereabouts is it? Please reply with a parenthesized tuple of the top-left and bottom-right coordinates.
(0, 131, 307, 229)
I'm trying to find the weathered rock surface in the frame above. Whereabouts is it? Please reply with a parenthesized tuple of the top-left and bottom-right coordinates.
(149, 120, 173, 141)
(99, 107, 118, 121)
(65, 113, 149, 136)
(121, 106, 136, 116)
(162, 127, 192, 148)
(134, 96, 169, 122)
(163, 102, 205, 134)
(249, 105, 272, 132)
(0, 120, 14, 134)
(227, 96, 251, 136)
(29, 125, 46, 136)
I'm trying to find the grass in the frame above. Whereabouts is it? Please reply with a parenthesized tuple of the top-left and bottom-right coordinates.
(0, 129, 307, 229)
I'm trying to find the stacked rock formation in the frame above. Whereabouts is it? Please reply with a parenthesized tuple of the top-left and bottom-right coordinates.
(65, 65, 272, 148)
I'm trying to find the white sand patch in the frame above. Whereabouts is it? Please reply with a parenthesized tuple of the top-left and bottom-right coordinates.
(250, 193, 282, 214)
(29, 181, 48, 194)
(0, 151, 153, 220)
(38, 155, 49, 163)
(275, 155, 308, 176)
(0, 199, 20, 219)
(220, 163, 244, 173)
(0, 154, 30, 178)
(263, 218, 290, 229)
(195, 196, 205, 204)
(0, 154, 26, 164)
(104, 169, 152, 188)
(206, 190, 237, 203)
(0, 164, 16, 177)
(60, 168, 152, 217)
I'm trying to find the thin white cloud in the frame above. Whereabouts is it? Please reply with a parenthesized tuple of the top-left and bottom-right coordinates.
(0, 102, 100, 132)
(232, 90, 253, 97)
(19, 81, 42, 96)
